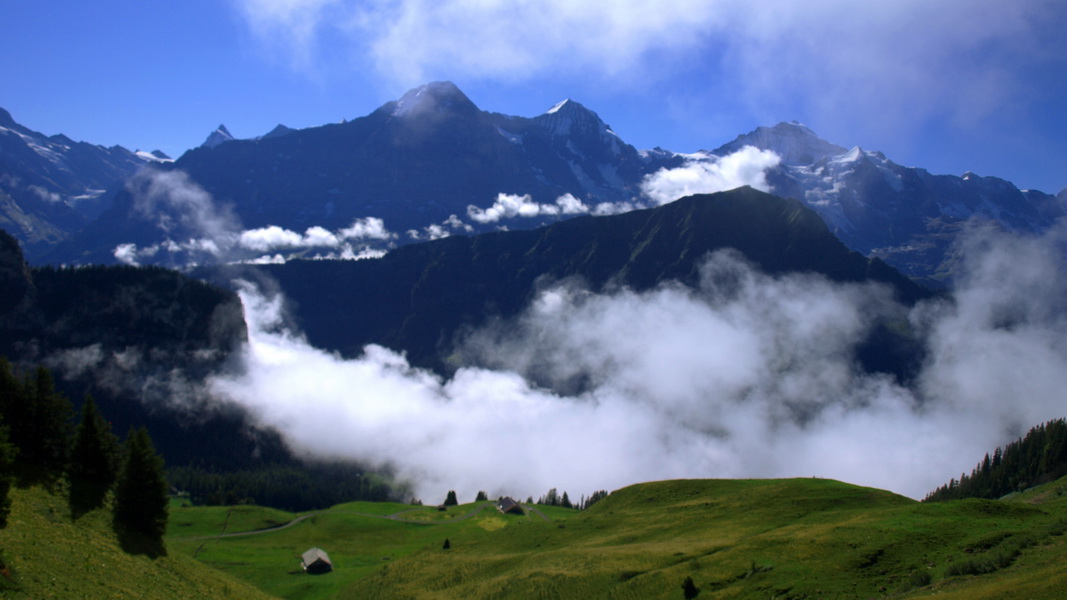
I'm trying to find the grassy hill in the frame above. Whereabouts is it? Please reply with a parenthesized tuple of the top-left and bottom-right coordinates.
(162, 477, 1067, 599)
(0, 485, 277, 599)
(165, 499, 575, 600)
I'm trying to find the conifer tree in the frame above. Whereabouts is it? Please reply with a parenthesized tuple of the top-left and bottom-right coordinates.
(18, 366, 73, 472)
(0, 358, 29, 459)
(113, 427, 168, 547)
(475, 490, 488, 502)
(0, 357, 21, 423)
(0, 419, 15, 528)
(69, 394, 120, 511)
(444, 490, 458, 506)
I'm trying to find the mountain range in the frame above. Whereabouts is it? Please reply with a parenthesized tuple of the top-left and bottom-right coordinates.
(2, 81, 1065, 284)
(0, 107, 168, 258)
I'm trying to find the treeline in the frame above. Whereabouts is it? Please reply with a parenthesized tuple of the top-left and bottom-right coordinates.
(530, 488, 609, 510)
(924, 418, 1067, 502)
(0, 357, 168, 553)
(0, 358, 403, 535)
(429, 488, 610, 511)
(168, 463, 395, 512)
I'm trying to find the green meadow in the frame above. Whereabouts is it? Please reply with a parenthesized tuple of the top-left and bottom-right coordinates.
(159, 476, 1067, 599)
(4, 476, 1065, 599)
(0, 485, 274, 599)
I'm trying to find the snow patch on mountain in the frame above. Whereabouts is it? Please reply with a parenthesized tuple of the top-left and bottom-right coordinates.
(136, 149, 173, 163)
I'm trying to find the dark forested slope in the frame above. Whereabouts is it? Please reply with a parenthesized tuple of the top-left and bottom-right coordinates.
(210, 187, 928, 375)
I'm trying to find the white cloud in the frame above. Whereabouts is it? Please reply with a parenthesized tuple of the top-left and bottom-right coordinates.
(118, 169, 397, 265)
(207, 221, 1067, 503)
(128, 169, 240, 243)
(233, 0, 1060, 153)
(467, 192, 591, 224)
(239, 218, 396, 253)
(28, 184, 62, 204)
(641, 146, 781, 205)
(239, 225, 305, 252)
(407, 213, 475, 241)
(339, 216, 396, 240)
(113, 243, 145, 266)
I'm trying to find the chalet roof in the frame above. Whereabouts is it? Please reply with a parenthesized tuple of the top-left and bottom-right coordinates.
(496, 496, 521, 513)
(301, 547, 332, 568)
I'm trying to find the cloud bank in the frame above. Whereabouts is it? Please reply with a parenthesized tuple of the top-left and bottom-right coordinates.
(466, 192, 591, 224)
(457, 147, 782, 228)
(641, 147, 781, 205)
(114, 169, 396, 266)
(208, 219, 1067, 503)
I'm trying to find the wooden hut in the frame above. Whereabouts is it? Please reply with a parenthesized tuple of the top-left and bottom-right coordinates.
(301, 547, 333, 574)
(496, 496, 524, 515)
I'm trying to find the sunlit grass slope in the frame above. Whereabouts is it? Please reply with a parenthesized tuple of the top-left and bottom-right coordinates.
(161, 477, 1067, 600)
(0, 485, 277, 600)
(342, 478, 1067, 600)
(166, 500, 561, 600)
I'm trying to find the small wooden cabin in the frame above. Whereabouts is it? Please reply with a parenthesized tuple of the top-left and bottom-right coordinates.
(496, 496, 524, 515)
(301, 547, 333, 574)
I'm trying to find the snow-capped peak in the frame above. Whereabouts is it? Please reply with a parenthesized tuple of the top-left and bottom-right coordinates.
(201, 124, 235, 149)
(533, 98, 611, 138)
(545, 99, 572, 115)
(713, 121, 847, 166)
(391, 81, 478, 118)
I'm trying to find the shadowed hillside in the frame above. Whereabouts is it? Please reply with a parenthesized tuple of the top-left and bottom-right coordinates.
(204, 187, 928, 376)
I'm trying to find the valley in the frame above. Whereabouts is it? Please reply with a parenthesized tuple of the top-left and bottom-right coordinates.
(1, 64, 1065, 599)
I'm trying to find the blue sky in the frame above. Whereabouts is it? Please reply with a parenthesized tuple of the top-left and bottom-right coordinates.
(2, 0, 1065, 193)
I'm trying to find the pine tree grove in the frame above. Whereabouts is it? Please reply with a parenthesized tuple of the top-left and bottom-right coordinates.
(924, 418, 1067, 502)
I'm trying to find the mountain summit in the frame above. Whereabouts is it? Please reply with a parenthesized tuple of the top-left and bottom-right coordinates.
(534, 99, 611, 138)
(388, 81, 480, 119)
(201, 124, 235, 148)
(0, 106, 151, 258)
(714, 121, 847, 165)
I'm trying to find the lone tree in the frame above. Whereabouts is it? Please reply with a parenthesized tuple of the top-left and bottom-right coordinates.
(681, 575, 700, 599)
(475, 490, 488, 502)
(113, 427, 168, 551)
(443, 490, 458, 506)
(69, 394, 120, 512)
